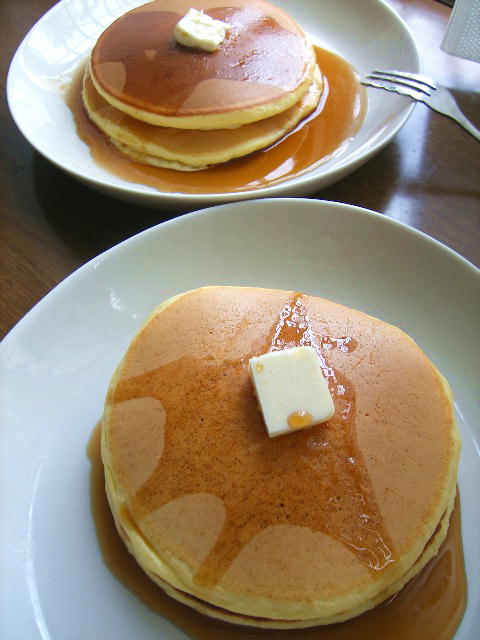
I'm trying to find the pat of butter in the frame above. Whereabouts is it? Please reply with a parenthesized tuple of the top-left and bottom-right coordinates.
(249, 346, 335, 438)
(174, 8, 232, 52)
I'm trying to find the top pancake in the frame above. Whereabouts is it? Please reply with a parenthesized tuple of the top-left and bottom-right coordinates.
(90, 0, 317, 129)
(101, 286, 460, 622)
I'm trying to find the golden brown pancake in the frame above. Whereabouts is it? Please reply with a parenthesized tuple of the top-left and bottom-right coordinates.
(89, 0, 317, 129)
(101, 286, 460, 627)
(82, 66, 323, 170)
(104, 485, 456, 628)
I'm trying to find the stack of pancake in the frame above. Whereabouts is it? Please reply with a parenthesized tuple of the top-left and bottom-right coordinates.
(101, 286, 460, 629)
(83, 0, 322, 171)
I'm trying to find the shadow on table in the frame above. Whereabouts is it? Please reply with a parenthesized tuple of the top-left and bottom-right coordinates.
(31, 152, 186, 261)
(313, 141, 401, 212)
(32, 131, 414, 262)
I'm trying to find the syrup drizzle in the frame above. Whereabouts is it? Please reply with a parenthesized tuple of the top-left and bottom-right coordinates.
(66, 46, 366, 194)
(111, 292, 395, 589)
(92, 3, 312, 113)
(88, 430, 466, 640)
(90, 291, 467, 638)
(264, 293, 393, 571)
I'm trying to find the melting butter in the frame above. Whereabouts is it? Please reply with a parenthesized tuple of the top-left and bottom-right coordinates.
(174, 8, 232, 52)
(249, 346, 334, 438)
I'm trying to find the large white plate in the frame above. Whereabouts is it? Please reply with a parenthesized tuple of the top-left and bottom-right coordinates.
(7, 0, 419, 209)
(0, 199, 479, 639)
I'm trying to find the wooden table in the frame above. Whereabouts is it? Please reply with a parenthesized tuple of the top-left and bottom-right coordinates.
(1, 0, 479, 338)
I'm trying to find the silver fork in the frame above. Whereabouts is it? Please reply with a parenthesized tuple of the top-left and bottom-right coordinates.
(361, 70, 480, 141)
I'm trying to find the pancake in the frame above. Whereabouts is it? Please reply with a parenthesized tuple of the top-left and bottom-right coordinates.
(82, 66, 323, 171)
(90, 0, 317, 130)
(101, 286, 460, 627)
(104, 483, 456, 628)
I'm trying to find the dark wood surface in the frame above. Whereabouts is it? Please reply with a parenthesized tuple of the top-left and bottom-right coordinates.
(1, 0, 479, 338)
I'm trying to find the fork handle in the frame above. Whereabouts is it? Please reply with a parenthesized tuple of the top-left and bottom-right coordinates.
(433, 91, 480, 141)
(452, 113, 480, 141)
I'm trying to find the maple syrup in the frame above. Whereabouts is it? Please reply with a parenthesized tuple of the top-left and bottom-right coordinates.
(67, 46, 366, 194)
(111, 292, 395, 585)
(88, 423, 466, 640)
(288, 410, 313, 429)
(87, 292, 466, 639)
(91, 0, 313, 118)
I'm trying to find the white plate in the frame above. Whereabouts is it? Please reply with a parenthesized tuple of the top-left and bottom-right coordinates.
(0, 198, 479, 639)
(7, 0, 419, 209)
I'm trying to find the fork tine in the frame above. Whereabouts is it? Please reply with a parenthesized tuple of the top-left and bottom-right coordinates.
(361, 71, 480, 141)
(361, 78, 426, 101)
(371, 70, 437, 90)
(367, 72, 432, 96)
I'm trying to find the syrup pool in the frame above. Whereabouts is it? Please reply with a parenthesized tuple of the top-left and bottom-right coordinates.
(67, 46, 366, 194)
(88, 423, 466, 640)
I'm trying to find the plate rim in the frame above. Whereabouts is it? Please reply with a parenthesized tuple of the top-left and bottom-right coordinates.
(2, 197, 478, 345)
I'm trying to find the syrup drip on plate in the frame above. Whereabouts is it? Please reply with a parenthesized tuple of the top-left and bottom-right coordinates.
(66, 46, 366, 194)
(88, 424, 466, 640)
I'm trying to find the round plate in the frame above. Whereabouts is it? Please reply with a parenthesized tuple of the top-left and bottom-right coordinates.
(0, 199, 479, 639)
(6, 0, 419, 208)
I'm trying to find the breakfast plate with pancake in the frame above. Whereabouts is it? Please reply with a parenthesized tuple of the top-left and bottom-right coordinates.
(0, 198, 479, 639)
(7, 0, 419, 208)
